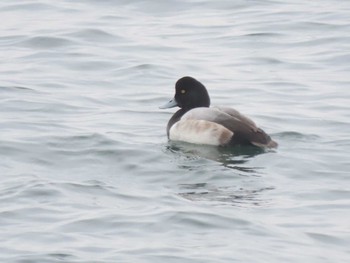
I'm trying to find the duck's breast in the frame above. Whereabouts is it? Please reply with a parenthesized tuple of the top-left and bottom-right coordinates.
(169, 119, 233, 146)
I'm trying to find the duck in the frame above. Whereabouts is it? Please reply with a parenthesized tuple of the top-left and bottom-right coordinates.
(160, 76, 278, 148)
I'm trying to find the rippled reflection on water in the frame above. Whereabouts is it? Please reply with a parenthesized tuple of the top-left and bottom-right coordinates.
(166, 142, 275, 207)
(167, 141, 266, 172)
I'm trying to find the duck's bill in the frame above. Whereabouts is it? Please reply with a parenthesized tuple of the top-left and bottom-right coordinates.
(159, 98, 178, 109)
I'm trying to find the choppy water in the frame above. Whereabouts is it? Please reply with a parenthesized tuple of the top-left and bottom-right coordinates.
(1, 0, 350, 262)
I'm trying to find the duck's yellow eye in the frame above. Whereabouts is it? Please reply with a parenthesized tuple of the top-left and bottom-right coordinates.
(181, 89, 186, 94)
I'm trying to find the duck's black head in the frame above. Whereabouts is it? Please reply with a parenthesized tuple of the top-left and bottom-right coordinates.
(160, 76, 210, 110)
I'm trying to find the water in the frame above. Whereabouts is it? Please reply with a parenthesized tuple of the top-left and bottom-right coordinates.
(1, 0, 350, 262)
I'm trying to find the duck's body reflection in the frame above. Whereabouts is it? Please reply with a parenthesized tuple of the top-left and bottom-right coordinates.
(167, 141, 266, 171)
(165, 142, 275, 207)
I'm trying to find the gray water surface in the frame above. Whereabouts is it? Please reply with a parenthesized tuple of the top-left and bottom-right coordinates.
(1, 0, 350, 262)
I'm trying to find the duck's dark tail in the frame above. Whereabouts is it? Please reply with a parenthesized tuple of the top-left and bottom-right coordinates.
(250, 128, 278, 148)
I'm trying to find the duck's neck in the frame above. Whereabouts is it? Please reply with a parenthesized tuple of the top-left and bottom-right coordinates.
(166, 108, 187, 137)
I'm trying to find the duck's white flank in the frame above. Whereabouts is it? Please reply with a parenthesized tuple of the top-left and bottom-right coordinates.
(169, 119, 233, 146)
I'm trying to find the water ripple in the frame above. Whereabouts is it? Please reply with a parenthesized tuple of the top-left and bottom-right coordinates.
(19, 36, 76, 49)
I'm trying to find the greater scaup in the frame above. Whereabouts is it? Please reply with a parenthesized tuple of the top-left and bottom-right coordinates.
(160, 76, 278, 148)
